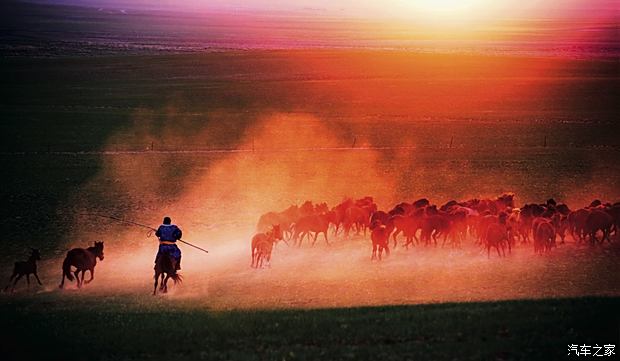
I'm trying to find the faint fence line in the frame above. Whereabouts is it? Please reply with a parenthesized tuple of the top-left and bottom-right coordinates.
(0, 140, 619, 155)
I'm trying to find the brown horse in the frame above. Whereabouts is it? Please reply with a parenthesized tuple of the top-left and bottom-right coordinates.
(251, 225, 283, 268)
(343, 206, 371, 237)
(254, 238, 275, 268)
(153, 252, 182, 295)
(533, 220, 556, 254)
(292, 214, 330, 247)
(59, 241, 104, 289)
(257, 205, 299, 240)
(483, 223, 508, 258)
(420, 213, 451, 247)
(391, 213, 421, 248)
(371, 222, 390, 260)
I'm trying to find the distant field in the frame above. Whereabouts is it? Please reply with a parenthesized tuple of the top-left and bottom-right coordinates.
(1, 51, 619, 257)
(2, 1, 618, 58)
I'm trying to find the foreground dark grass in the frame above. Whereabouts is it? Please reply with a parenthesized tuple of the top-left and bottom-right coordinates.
(2, 295, 618, 360)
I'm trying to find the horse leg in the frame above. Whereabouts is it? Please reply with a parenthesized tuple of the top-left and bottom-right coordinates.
(163, 275, 170, 293)
(11, 274, 24, 292)
(159, 274, 165, 291)
(253, 250, 259, 267)
(80, 270, 86, 286)
(323, 231, 329, 245)
(4, 272, 17, 292)
(297, 232, 304, 247)
(34, 272, 43, 286)
(404, 236, 411, 249)
(26, 274, 30, 288)
(392, 229, 400, 248)
(74, 271, 81, 288)
(85, 268, 95, 284)
(153, 272, 159, 295)
(253, 247, 259, 267)
(312, 232, 319, 246)
(604, 228, 611, 243)
(371, 244, 377, 260)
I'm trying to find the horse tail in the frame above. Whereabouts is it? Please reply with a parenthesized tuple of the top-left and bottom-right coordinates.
(170, 273, 183, 285)
(62, 256, 74, 281)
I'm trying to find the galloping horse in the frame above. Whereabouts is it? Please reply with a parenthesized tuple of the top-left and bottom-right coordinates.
(251, 225, 283, 268)
(5, 248, 42, 292)
(59, 241, 104, 288)
(153, 252, 182, 295)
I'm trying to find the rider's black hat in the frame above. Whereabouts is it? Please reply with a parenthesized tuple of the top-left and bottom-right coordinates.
(163, 217, 171, 225)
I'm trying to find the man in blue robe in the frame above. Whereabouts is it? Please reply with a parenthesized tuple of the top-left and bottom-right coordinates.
(155, 216, 182, 270)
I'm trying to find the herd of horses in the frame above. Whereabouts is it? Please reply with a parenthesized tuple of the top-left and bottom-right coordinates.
(251, 194, 620, 266)
(4, 193, 618, 291)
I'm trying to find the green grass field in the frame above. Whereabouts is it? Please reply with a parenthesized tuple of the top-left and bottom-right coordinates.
(3, 295, 618, 360)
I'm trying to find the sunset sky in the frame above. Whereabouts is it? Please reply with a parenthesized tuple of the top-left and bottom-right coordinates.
(32, 0, 620, 20)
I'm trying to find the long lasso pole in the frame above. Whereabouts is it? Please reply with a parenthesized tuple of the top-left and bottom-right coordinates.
(177, 239, 209, 253)
(80, 213, 157, 231)
(79, 213, 209, 254)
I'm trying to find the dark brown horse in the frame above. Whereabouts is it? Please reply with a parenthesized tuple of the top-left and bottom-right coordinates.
(59, 241, 104, 289)
(153, 252, 182, 295)
(533, 219, 556, 254)
(5, 248, 42, 292)
(584, 209, 613, 244)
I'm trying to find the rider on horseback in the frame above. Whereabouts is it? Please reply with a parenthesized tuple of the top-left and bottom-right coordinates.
(155, 217, 182, 271)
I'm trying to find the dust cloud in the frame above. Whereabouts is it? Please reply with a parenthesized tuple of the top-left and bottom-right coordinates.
(41, 110, 620, 309)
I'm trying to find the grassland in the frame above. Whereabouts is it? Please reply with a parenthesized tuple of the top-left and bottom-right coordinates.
(3, 294, 618, 361)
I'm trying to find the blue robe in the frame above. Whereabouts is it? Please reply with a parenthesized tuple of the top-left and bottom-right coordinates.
(155, 224, 182, 263)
